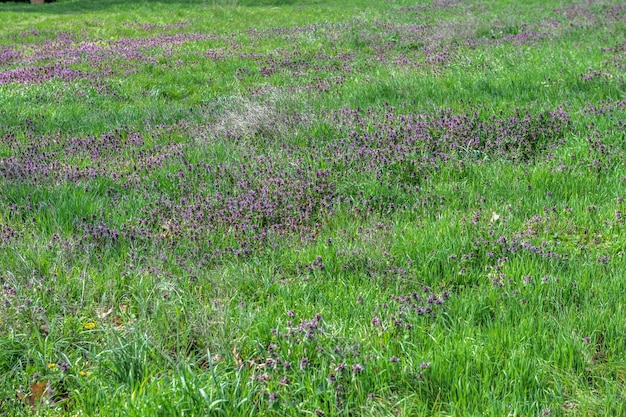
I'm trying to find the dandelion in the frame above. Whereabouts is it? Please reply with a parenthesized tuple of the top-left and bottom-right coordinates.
(47, 363, 56, 369)
(83, 322, 96, 330)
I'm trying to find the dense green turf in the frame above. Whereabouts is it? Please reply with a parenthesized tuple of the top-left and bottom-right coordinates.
(0, 0, 625, 415)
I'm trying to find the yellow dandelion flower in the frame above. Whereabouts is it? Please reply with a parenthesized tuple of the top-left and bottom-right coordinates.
(48, 363, 57, 369)
(83, 322, 96, 330)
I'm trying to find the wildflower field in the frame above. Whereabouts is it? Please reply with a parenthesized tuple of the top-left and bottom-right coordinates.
(0, 0, 625, 415)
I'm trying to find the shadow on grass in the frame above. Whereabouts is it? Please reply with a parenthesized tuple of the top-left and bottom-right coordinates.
(0, 0, 319, 14)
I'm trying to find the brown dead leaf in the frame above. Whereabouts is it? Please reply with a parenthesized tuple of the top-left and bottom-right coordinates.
(17, 380, 50, 408)
(31, 381, 47, 402)
(111, 316, 125, 330)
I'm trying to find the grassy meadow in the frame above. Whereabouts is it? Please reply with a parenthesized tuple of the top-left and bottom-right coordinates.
(0, 0, 625, 415)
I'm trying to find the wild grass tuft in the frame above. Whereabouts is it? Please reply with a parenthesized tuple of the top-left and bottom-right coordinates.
(1, 0, 625, 415)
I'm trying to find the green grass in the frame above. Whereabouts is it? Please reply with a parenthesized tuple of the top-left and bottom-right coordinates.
(1, 0, 625, 415)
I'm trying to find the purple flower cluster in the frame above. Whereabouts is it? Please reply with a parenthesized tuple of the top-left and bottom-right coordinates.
(371, 289, 451, 332)
(0, 224, 18, 245)
(0, 123, 336, 257)
(1, 276, 17, 297)
(396, 0, 463, 14)
(0, 29, 222, 84)
(244, 307, 428, 406)
(554, 1, 626, 26)
(451, 210, 577, 277)
(553, 2, 598, 25)
(0, 64, 94, 85)
(281, 313, 324, 342)
(13, 29, 74, 40)
(2, 0, 617, 94)
(326, 104, 571, 183)
(121, 21, 190, 32)
(245, 23, 332, 42)
(0, 95, 578, 262)
(0, 46, 22, 66)
(580, 69, 612, 82)
(508, 31, 543, 45)
(0, 0, 620, 97)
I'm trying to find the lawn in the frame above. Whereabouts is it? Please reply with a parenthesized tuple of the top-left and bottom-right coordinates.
(0, 0, 625, 415)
